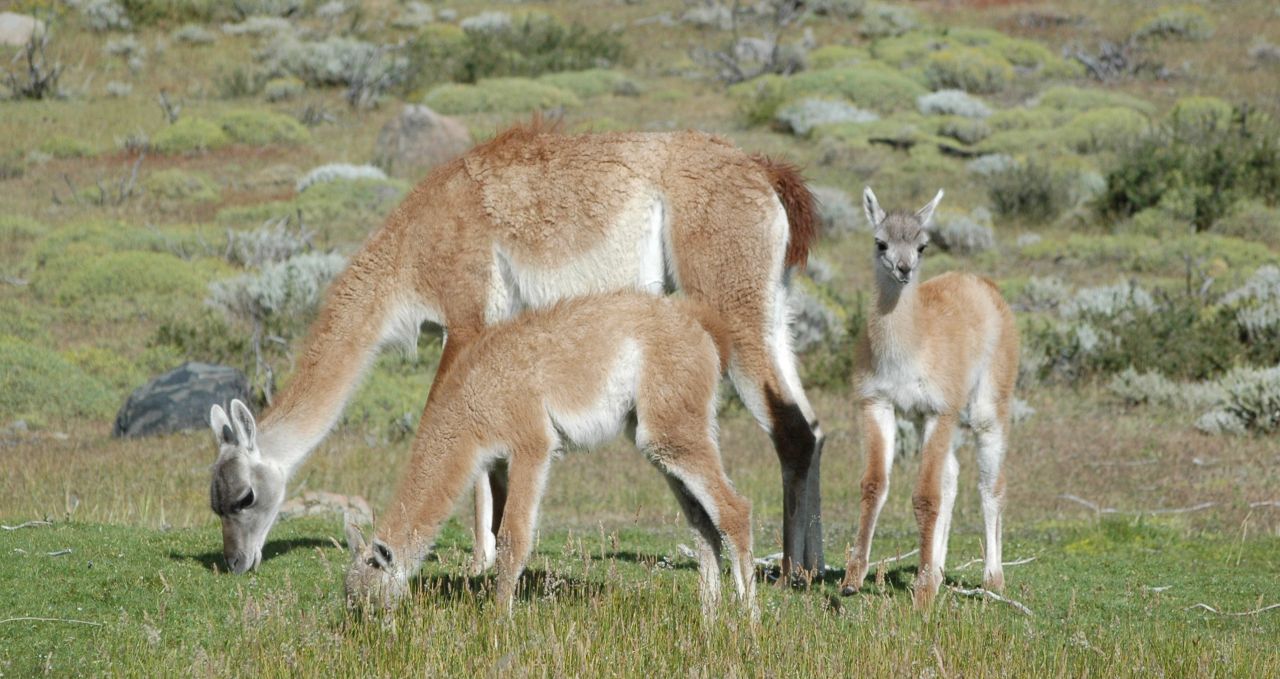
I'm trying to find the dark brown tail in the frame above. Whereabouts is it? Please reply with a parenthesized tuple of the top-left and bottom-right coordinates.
(753, 155, 818, 268)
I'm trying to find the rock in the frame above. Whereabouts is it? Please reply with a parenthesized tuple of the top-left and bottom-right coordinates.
(0, 12, 45, 47)
(112, 363, 251, 438)
(373, 105, 471, 179)
(279, 491, 373, 525)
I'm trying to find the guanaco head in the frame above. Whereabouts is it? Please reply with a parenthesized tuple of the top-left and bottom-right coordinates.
(344, 520, 409, 613)
(863, 187, 944, 285)
(208, 400, 285, 574)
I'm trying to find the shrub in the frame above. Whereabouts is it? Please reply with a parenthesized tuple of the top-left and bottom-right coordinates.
(966, 153, 1014, 177)
(1108, 367, 1221, 409)
(808, 45, 870, 70)
(263, 76, 304, 102)
(117, 0, 226, 25)
(445, 13, 624, 84)
(151, 117, 229, 154)
(77, 0, 132, 31)
(216, 110, 309, 146)
(1195, 366, 1280, 435)
(732, 64, 927, 123)
(142, 169, 219, 203)
(536, 69, 630, 99)
(859, 4, 918, 38)
(776, 98, 878, 137)
(987, 106, 1070, 132)
(1215, 200, 1280, 248)
(1037, 86, 1156, 115)
(1099, 108, 1280, 231)
(1222, 265, 1280, 359)
(217, 178, 408, 234)
(1132, 4, 1213, 42)
(422, 78, 580, 114)
(1062, 107, 1149, 154)
(225, 220, 313, 268)
(934, 116, 990, 145)
(810, 185, 863, 236)
(207, 252, 347, 349)
(985, 160, 1071, 223)
(48, 250, 208, 308)
(1018, 275, 1069, 313)
(1168, 96, 1233, 131)
(947, 27, 1081, 77)
(37, 135, 94, 159)
(811, 0, 867, 18)
(296, 163, 388, 193)
(932, 212, 994, 254)
(917, 89, 990, 118)
(220, 16, 292, 37)
(172, 23, 215, 44)
(0, 334, 116, 422)
(923, 46, 1013, 93)
(105, 81, 132, 97)
(264, 36, 407, 92)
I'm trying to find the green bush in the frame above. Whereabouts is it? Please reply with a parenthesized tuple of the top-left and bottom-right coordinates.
(217, 110, 309, 146)
(1099, 108, 1280, 231)
(47, 251, 210, 308)
(263, 76, 305, 102)
(0, 215, 47, 264)
(38, 135, 94, 159)
(0, 299, 53, 343)
(118, 0, 227, 25)
(1168, 96, 1233, 131)
(1019, 233, 1279, 274)
(808, 45, 871, 70)
(1215, 200, 1280, 249)
(1037, 86, 1156, 116)
(948, 28, 1080, 77)
(151, 117, 229, 155)
(731, 64, 927, 124)
(976, 128, 1067, 155)
(28, 222, 169, 270)
(1132, 4, 1213, 42)
(934, 116, 990, 145)
(142, 169, 220, 203)
(987, 106, 1071, 132)
(0, 334, 116, 422)
(985, 160, 1071, 223)
(423, 78, 580, 114)
(858, 3, 918, 38)
(536, 69, 630, 98)
(1063, 107, 1150, 154)
(216, 178, 408, 237)
(923, 46, 1013, 93)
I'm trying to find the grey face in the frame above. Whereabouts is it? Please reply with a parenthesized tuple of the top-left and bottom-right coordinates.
(344, 522, 408, 613)
(863, 187, 943, 285)
(208, 400, 284, 574)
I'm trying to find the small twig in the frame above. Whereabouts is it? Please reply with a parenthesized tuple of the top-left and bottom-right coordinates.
(1058, 494, 1217, 516)
(1146, 502, 1217, 515)
(868, 548, 919, 568)
(0, 276, 29, 286)
(1250, 500, 1280, 509)
(954, 556, 1036, 571)
(46, 548, 72, 557)
(0, 617, 102, 627)
(1084, 458, 1157, 468)
(948, 586, 1034, 616)
(2, 520, 51, 531)
(1186, 602, 1280, 617)
(1144, 585, 1172, 592)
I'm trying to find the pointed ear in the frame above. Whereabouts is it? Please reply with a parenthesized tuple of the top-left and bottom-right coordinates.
(344, 514, 368, 558)
(916, 189, 944, 228)
(209, 404, 234, 447)
(229, 399, 257, 451)
(863, 186, 885, 229)
(371, 539, 394, 569)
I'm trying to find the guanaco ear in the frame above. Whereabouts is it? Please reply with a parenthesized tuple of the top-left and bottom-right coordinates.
(229, 399, 257, 452)
(863, 186, 886, 229)
(344, 514, 368, 558)
(209, 404, 234, 447)
(916, 189, 944, 229)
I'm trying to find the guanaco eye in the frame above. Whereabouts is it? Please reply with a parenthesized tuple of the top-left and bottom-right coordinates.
(917, 243, 928, 254)
(233, 489, 255, 512)
(875, 240, 887, 252)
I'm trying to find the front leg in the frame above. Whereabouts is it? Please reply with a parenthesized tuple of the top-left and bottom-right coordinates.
(842, 399, 897, 595)
(470, 461, 509, 575)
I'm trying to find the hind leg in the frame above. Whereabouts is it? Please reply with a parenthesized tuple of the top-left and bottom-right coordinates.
(470, 462, 509, 576)
(912, 414, 959, 609)
(662, 476, 725, 617)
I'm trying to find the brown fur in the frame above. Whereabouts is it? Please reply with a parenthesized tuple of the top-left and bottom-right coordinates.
(752, 154, 818, 268)
(345, 293, 756, 617)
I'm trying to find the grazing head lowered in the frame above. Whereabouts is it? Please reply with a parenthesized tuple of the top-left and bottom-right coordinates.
(343, 520, 410, 614)
(208, 400, 285, 574)
(863, 186, 944, 285)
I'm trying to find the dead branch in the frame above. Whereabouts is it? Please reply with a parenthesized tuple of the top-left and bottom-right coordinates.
(868, 548, 919, 568)
(0, 617, 102, 627)
(1058, 494, 1217, 516)
(954, 556, 1036, 571)
(1250, 500, 1280, 509)
(1, 520, 51, 530)
(948, 586, 1034, 616)
(46, 549, 72, 557)
(1186, 602, 1280, 617)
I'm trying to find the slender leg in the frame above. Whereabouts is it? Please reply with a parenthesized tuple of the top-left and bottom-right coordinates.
(841, 400, 897, 595)
(493, 447, 552, 617)
(975, 422, 1007, 592)
(912, 413, 958, 609)
(663, 476, 724, 618)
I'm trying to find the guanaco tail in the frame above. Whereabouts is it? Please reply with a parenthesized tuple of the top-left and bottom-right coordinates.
(839, 187, 1019, 608)
(206, 121, 824, 579)
(342, 292, 756, 618)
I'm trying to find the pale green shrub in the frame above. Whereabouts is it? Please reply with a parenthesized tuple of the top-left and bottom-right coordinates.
(423, 78, 580, 114)
(142, 169, 219, 203)
(776, 99, 878, 137)
(225, 220, 313, 268)
(217, 110, 309, 146)
(924, 46, 1013, 93)
(263, 76, 305, 102)
(808, 45, 870, 70)
(37, 135, 94, 159)
(0, 334, 115, 422)
(296, 163, 387, 193)
(536, 69, 631, 99)
(859, 4, 918, 38)
(917, 89, 991, 118)
(1133, 5, 1213, 42)
(1063, 107, 1150, 154)
(152, 117, 229, 154)
(1195, 366, 1280, 435)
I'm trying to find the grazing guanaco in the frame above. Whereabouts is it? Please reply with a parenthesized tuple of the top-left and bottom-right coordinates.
(342, 293, 756, 618)
(839, 187, 1019, 607)
(206, 121, 825, 579)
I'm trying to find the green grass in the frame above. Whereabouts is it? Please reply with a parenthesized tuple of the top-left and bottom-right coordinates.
(1, 516, 1277, 676)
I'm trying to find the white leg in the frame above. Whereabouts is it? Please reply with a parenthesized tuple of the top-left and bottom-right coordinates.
(842, 400, 896, 594)
(471, 477, 496, 576)
(933, 446, 960, 575)
(976, 423, 1007, 592)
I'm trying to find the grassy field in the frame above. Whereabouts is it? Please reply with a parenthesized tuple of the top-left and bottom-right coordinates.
(2, 0, 1279, 676)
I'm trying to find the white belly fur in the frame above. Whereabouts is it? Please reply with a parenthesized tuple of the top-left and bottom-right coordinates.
(544, 339, 642, 451)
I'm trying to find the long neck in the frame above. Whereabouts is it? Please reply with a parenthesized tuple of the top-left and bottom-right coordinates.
(868, 264, 920, 357)
(258, 236, 436, 477)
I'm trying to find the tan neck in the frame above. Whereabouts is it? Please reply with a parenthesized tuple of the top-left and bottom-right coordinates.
(259, 235, 438, 477)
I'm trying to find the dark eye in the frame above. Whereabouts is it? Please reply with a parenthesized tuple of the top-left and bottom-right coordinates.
(917, 243, 928, 254)
(875, 240, 887, 252)
(233, 489, 255, 512)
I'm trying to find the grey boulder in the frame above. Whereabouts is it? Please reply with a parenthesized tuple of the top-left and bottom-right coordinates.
(113, 362, 251, 438)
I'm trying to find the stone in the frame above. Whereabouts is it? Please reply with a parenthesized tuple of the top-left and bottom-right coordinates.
(113, 362, 251, 438)
(0, 12, 45, 47)
(372, 105, 471, 179)
(279, 491, 373, 525)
